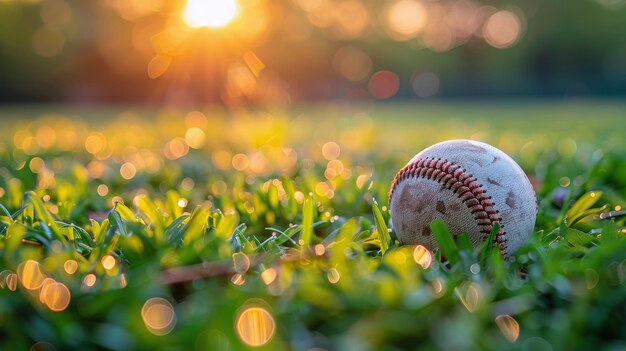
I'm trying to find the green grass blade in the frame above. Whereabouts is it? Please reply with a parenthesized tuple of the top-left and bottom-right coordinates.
(136, 195, 165, 240)
(301, 196, 314, 247)
(165, 214, 190, 244)
(114, 202, 136, 222)
(563, 227, 598, 247)
(266, 226, 299, 246)
(569, 204, 608, 227)
(480, 221, 500, 264)
(0, 203, 13, 220)
(281, 176, 299, 219)
(11, 205, 28, 219)
(431, 220, 459, 265)
(456, 233, 473, 252)
(214, 210, 239, 240)
(372, 200, 390, 255)
(27, 191, 59, 234)
(108, 206, 128, 237)
(563, 191, 602, 226)
(183, 207, 211, 244)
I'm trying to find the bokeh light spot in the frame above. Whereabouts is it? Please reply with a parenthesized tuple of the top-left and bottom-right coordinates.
(322, 142, 341, 160)
(17, 260, 46, 290)
(412, 245, 433, 269)
(314, 244, 326, 256)
(334, 0, 369, 39)
(231, 273, 246, 286)
(42, 282, 71, 312)
(455, 281, 483, 312)
(97, 184, 109, 196)
(84, 132, 106, 154)
(327, 268, 340, 284)
(39, 278, 56, 303)
(495, 315, 520, 342)
(63, 260, 78, 275)
(142, 298, 176, 336)
(235, 306, 275, 347)
(333, 46, 373, 82)
(82, 273, 97, 289)
(164, 138, 189, 160)
(484, 10, 522, 49)
(412, 72, 440, 98)
(232, 153, 250, 171)
(30, 341, 57, 351)
(101, 255, 116, 270)
(261, 267, 277, 285)
(184, 127, 206, 149)
(368, 71, 400, 99)
(386, 0, 427, 40)
(120, 162, 137, 180)
(6, 273, 18, 291)
(232, 252, 251, 274)
(29, 157, 45, 173)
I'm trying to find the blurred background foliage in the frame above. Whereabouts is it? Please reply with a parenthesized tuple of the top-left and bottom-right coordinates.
(0, 0, 625, 104)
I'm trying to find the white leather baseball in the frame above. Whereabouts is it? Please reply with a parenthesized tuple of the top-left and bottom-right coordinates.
(389, 140, 536, 256)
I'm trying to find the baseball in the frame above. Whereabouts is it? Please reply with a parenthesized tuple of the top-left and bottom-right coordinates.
(388, 140, 536, 256)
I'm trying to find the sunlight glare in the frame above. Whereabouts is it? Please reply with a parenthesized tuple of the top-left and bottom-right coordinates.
(183, 0, 239, 28)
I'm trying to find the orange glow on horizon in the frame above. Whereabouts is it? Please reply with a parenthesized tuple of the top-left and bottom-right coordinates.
(183, 0, 239, 29)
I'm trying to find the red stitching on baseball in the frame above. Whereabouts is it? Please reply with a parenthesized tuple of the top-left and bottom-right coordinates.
(389, 157, 508, 255)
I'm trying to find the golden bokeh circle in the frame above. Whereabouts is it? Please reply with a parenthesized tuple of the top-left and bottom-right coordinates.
(235, 306, 275, 346)
(18, 260, 46, 290)
(43, 282, 71, 312)
(141, 298, 176, 336)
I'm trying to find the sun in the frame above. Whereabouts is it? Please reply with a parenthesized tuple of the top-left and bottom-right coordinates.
(183, 0, 239, 29)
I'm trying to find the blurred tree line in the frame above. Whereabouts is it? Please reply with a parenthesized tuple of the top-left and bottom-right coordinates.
(0, 0, 624, 104)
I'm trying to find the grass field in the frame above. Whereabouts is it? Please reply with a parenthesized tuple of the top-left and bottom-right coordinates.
(1, 101, 625, 350)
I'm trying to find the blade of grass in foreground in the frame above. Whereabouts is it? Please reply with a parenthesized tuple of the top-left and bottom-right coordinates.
(562, 190, 602, 226)
(432, 220, 459, 265)
(480, 221, 500, 265)
(372, 200, 391, 255)
(301, 196, 314, 247)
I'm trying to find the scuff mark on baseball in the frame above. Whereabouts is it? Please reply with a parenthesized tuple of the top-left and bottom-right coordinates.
(388, 140, 536, 256)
